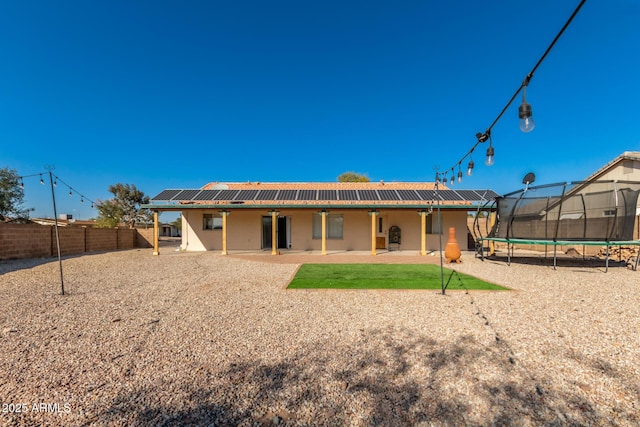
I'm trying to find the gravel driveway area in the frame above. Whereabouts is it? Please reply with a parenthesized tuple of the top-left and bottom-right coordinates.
(0, 248, 638, 426)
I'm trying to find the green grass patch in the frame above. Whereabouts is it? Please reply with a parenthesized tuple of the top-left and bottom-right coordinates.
(287, 263, 507, 290)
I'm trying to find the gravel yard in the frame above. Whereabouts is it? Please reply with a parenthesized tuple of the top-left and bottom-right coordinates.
(0, 248, 638, 426)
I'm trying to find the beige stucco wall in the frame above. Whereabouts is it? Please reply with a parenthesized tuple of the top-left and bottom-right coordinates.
(179, 208, 472, 253)
(594, 159, 640, 181)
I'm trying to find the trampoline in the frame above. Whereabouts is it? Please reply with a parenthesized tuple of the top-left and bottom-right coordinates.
(473, 180, 640, 271)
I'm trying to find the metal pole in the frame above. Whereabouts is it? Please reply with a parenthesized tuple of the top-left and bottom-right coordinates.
(434, 177, 444, 295)
(47, 169, 65, 295)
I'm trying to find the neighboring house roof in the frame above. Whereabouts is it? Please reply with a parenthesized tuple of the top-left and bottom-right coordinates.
(584, 151, 640, 182)
(148, 182, 499, 209)
(30, 218, 99, 227)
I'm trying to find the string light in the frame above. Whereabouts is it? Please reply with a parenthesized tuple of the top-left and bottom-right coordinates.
(485, 135, 495, 166)
(16, 171, 97, 213)
(434, 0, 585, 183)
(519, 83, 535, 132)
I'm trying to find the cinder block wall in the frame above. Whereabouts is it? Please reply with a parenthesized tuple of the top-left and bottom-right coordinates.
(136, 228, 154, 248)
(0, 224, 149, 260)
(0, 224, 51, 259)
(57, 227, 86, 256)
(86, 228, 118, 252)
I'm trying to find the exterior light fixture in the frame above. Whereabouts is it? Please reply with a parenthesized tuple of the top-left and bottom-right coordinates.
(40, 175, 44, 185)
(467, 159, 474, 176)
(450, 173, 454, 186)
(519, 84, 535, 132)
(457, 169, 463, 183)
(69, 190, 72, 197)
(485, 143, 495, 166)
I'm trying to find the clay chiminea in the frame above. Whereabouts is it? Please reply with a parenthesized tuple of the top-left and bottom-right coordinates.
(445, 227, 462, 263)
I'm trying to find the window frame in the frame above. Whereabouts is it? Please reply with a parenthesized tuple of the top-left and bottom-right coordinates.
(203, 213, 223, 230)
(312, 213, 344, 239)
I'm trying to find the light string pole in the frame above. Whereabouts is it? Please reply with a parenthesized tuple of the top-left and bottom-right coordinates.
(45, 165, 65, 296)
(17, 168, 96, 295)
(436, 0, 587, 183)
(433, 167, 445, 295)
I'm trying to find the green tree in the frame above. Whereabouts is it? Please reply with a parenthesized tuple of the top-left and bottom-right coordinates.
(95, 183, 152, 228)
(171, 216, 182, 231)
(337, 172, 370, 182)
(0, 167, 28, 220)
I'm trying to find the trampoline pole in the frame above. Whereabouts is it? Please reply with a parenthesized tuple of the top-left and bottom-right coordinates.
(553, 245, 557, 270)
(606, 244, 609, 273)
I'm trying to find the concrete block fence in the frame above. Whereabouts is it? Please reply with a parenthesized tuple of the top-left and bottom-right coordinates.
(0, 223, 154, 261)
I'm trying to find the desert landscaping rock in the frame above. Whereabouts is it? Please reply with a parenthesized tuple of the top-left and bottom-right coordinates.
(0, 249, 638, 426)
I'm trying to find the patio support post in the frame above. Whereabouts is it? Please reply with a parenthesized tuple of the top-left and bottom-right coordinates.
(420, 210, 427, 256)
(153, 211, 159, 256)
(271, 210, 278, 255)
(369, 210, 378, 256)
(220, 210, 229, 255)
(320, 210, 327, 255)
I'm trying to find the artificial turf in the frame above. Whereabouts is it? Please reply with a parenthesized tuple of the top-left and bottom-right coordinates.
(287, 263, 507, 290)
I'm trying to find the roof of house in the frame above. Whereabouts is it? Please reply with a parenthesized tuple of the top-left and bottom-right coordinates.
(585, 151, 640, 182)
(148, 182, 499, 209)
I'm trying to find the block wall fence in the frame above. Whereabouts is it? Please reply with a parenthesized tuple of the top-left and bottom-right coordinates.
(0, 224, 155, 261)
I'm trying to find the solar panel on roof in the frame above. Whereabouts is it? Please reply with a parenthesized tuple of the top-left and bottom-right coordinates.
(359, 190, 379, 200)
(173, 189, 201, 200)
(297, 190, 316, 200)
(415, 190, 436, 201)
(318, 189, 337, 200)
(396, 190, 421, 201)
(193, 190, 220, 200)
(255, 189, 278, 200)
(276, 190, 297, 200)
(235, 190, 259, 200)
(214, 190, 240, 200)
(453, 190, 479, 201)
(338, 190, 358, 200)
(151, 189, 181, 201)
(436, 190, 461, 201)
(378, 190, 400, 200)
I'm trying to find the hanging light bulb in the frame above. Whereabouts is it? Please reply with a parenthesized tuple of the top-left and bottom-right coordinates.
(20, 179, 24, 189)
(69, 190, 72, 197)
(457, 169, 463, 183)
(450, 170, 454, 186)
(53, 180, 57, 187)
(467, 159, 474, 176)
(485, 143, 495, 166)
(80, 197, 84, 203)
(519, 86, 535, 132)
(40, 175, 44, 185)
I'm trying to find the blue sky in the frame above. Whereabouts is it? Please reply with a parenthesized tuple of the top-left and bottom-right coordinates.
(1, 0, 638, 220)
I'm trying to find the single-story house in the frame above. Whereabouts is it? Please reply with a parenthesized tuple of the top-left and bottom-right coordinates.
(144, 181, 497, 256)
(159, 223, 180, 237)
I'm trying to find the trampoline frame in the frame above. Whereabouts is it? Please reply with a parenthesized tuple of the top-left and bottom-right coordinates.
(471, 180, 640, 272)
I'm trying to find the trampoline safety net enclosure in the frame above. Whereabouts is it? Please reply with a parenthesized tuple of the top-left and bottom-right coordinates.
(481, 180, 640, 242)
